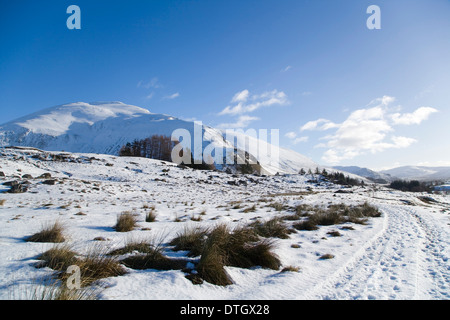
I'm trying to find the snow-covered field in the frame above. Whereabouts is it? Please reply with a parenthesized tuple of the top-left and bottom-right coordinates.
(0, 147, 449, 300)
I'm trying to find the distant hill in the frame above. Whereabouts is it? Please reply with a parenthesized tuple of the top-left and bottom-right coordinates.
(0, 101, 318, 175)
(380, 166, 450, 182)
(332, 166, 393, 183)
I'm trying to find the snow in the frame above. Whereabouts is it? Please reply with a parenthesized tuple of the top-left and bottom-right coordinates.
(0, 147, 449, 300)
(380, 166, 450, 181)
(0, 102, 319, 175)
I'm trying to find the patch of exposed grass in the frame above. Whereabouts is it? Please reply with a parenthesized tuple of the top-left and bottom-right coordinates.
(326, 230, 342, 237)
(266, 202, 289, 212)
(190, 214, 202, 222)
(26, 221, 66, 243)
(113, 235, 187, 271)
(108, 238, 157, 256)
(114, 212, 138, 232)
(20, 279, 99, 300)
(293, 202, 381, 231)
(250, 217, 291, 239)
(196, 240, 232, 286)
(143, 205, 157, 222)
(319, 253, 335, 260)
(36, 245, 127, 288)
(74, 250, 127, 286)
(280, 266, 300, 273)
(120, 247, 186, 271)
(36, 244, 78, 271)
(170, 226, 209, 257)
(196, 224, 281, 286)
(145, 209, 157, 222)
(293, 219, 319, 231)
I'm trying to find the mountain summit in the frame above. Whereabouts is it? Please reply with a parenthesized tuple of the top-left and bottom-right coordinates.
(0, 101, 318, 175)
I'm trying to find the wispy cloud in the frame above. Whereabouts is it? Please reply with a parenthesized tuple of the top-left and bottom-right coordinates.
(231, 89, 250, 103)
(300, 118, 338, 131)
(137, 77, 161, 89)
(285, 131, 308, 144)
(281, 65, 292, 72)
(299, 96, 438, 164)
(163, 92, 180, 100)
(217, 115, 260, 129)
(219, 89, 288, 116)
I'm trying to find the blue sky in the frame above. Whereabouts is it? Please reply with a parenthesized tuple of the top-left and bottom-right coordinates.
(1, 0, 449, 170)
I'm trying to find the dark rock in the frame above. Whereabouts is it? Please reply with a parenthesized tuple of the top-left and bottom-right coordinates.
(42, 179, 56, 185)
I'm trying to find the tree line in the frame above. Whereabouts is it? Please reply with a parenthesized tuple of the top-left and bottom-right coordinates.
(118, 135, 175, 162)
(118, 135, 216, 170)
(388, 180, 431, 192)
(299, 167, 364, 186)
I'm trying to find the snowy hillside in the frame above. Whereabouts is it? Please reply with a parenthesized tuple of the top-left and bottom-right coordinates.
(380, 166, 450, 181)
(0, 102, 318, 175)
(333, 166, 394, 183)
(0, 147, 449, 300)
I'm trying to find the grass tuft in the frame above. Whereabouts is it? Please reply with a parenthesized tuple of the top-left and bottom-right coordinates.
(114, 212, 138, 232)
(196, 224, 281, 286)
(26, 221, 66, 243)
(169, 226, 209, 257)
(250, 217, 291, 239)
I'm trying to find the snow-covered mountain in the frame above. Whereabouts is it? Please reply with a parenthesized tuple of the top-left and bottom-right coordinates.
(333, 166, 394, 183)
(380, 166, 450, 181)
(0, 101, 318, 175)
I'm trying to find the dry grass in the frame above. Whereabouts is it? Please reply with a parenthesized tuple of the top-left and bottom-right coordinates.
(114, 212, 138, 232)
(36, 244, 78, 271)
(280, 266, 300, 273)
(72, 247, 127, 287)
(196, 224, 281, 286)
(250, 217, 291, 239)
(108, 238, 157, 256)
(196, 225, 233, 286)
(26, 221, 66, 243)
(319, 253, 335, 260)
(17, 278, 99, 300)
(170, 226, 209, 257)
(0, 199, 5, 206)
(145, 206, 157, 222)
(35, 245, 126, 289)
(293, 202, 381, 231)
(120, 252, 187, 271)
(114, 236, 187, 271)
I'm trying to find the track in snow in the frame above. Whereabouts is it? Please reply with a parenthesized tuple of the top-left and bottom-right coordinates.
(301, 205, 450, 300)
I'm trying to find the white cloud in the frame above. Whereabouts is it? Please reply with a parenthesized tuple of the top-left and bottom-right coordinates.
(285, 131, 308, 144)
(391, 106, 438, 125)
(300, 96, 437, 164)
(219, 89, 288, 116)
(231, 89, 250, 103)
(137, 77, 161, 89)
(285, 131, 297, 139)
(367, 95, 396, 107)
(217, 115, 260, 129)
(300, 118, 338, 131)
(281, 66, 292, 72)
(163, 92, 180, 100)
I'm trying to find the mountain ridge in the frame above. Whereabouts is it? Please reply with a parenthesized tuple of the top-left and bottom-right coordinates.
(0, 101, 318, 175)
